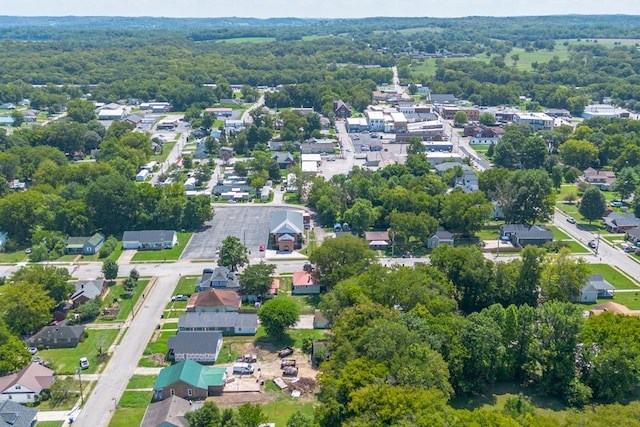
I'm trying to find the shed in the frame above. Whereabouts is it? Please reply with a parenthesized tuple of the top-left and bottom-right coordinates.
(427, 228, 455, 249)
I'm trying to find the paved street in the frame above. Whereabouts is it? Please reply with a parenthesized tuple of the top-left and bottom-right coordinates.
(73, 274, 178, 427)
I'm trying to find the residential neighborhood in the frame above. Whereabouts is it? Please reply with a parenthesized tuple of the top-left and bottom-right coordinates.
(2, 11, 640, 427)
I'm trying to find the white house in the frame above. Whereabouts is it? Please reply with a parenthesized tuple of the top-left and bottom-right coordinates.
(167, 331, 223, 363)
(136, 169, 150, 182)
(0, 363, 54, 404)
(512, 112, 554, 131)
(184, 177, 197, 190)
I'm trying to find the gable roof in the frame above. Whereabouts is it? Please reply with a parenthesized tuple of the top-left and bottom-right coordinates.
(141, 395, 191, 427)
(588, 274, 616, 291)
(293, 271, 318, 287)
(627, 227, 640, 239)
(270, 210, 303, 235)
(178, 312, 257, 330)
(168, 331, 223, 355)
(154, 359, 226, 390)
(70, 280, 105, 301)
(271, 152, 294, 164)
(28, 325, 85, 342)
(603, 212, 640, 228)
(432, 229, 455, 240)
(500, 224, 553, 240)
(187, 289, 241, 309)
(0, 362, 54, 395)
(122, 230, 176, 244)
(0, 400, 38, 427)
(365, 231, 390, 243)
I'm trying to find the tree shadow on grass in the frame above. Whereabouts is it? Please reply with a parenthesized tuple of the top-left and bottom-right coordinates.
(254, 333, 295, 353)
(449, 382, 568, 412)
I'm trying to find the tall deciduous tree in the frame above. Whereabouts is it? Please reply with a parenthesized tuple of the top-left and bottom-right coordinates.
(453, 111, 469, 127)
(540, 247, 589, 302)
(218, 236, 249, 272)
(258, 298, 300, 338)
(579, 186, 607, 223)
(613, 167, 638, 201)
(11, 265, 73, 305)
(102, 259, 119, 282)
(343, 198, 377, 236)
(440, 190, 492, 236)
(310, 234, 375, 289)
(0, 282, 55, 335)
(239, 262, 276, 299)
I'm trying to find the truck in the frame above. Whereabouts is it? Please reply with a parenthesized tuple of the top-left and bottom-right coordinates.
(232, 363, 254, 375)
(282, 366, 299, 376)
(277, 346, 294, 358)
(280, 359, 296, 369)
(236, 354, 258, 363)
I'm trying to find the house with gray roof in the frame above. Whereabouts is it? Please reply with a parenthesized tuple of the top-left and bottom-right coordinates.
(26, 325, 85, 349)
(195, 267, 240, 291)
(178, 311, 258, 336)
(270, 210, 304, 252)
(141, 395, 191, 427)
(625, 227, 640, 245)
(577, 274, 616, 304)
(168, 331, 223, 363)
(271, 152, 295, 169)
(427, 228, 455, 249)
(0, 400, 38, 427)
(499, 224, 553, 247)
(603, 212, 640, 233)
(122, 230, 178, 250)
(65, 233, 105, 255)
(70, 280, 107, 308)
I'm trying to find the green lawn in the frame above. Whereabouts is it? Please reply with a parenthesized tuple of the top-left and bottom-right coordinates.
(475, 228, 500, 241)
(97, 280, 148, 322)
(0, 250, 29, 263)
(261, 395, 317, 426)
(547, 226, 571, 241)
(255, 327, 327, 349)
(36, 379, 95, 411)
(563, 241, 589, 253)
(118, 390, 153, 408)
(36, 422, 64, 427)
(588, 264, 640, 290)
(39, 329, 119, 374)
(610, 292, 640, 310)
(275, 277, 321, 315)
(131, 233, 193, 261)
(217, 37, 276, 43)
(81, 242, 123, 262)
(143, 331, 173, 356)
(149, 141, 176, 163)
(126, 375, 157, 390)
(173, 275, 198, 295)
(109, 408, 147, 427)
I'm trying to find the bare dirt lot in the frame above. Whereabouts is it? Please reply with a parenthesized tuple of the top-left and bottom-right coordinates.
(211, 342, 319, 407)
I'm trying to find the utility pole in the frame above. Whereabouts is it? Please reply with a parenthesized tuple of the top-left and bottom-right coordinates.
(76, 368, 84, 405)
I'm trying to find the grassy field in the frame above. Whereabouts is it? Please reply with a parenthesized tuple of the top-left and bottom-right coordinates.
(609, 292, 640, 310)
(108, 391, 153, 427)
(36, 422, 64, 427)
(149, 141, 176, 163)
(39, 329, 119, 374)
(261, 395, 317, 426)
(276, 276, 321, 315)
(173, 275, 199, 296)
(126, 375, 157, 390)
(254, 327, 327, 349)
(143, 330, 173, 356)
(36, 379, 95, 411)
(131, 232, 193, 261)
(0, 250, 29, 263)
(547, 226, 571, 241)
(98, 279, 148, 322)
(588, 264, 640, 290)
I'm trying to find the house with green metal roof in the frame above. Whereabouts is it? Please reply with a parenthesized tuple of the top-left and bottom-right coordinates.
(153, 359, 226, 401)
(65, 233, 105, 255)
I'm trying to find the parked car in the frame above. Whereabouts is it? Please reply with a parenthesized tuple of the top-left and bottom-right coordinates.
(277, 346, 294, 358)
(259, 244, 265, 252)
(79, 357, 89, 370)
(611, 200, 623, 207)
(172, 294, 189, 302)
(566, 217, 576, 224)
(589, 240, 597, 249)
(27, 347, 38, 355)
(228, 199, 237, 204)
(25, 248, 32, 254)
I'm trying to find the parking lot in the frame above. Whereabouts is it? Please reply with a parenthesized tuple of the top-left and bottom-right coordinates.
(180, 205, 298, 260)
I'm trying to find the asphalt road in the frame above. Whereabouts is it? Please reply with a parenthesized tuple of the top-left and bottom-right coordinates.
(73, 274, 178, 427)
(180, 205, 306, 260)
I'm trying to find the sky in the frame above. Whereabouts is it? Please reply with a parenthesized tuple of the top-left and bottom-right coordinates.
(4, 0, 640, 19)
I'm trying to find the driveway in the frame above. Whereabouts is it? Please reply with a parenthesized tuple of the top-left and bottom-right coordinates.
(180, 205, 304, 260)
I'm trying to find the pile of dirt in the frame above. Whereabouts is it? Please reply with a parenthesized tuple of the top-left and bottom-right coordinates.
(288, 377, 316, 394)
(146, 353, 166, 365)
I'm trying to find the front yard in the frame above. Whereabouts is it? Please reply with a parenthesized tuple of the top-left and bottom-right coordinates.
(131, 232, 193, 262)
(38, 328, 120, 374)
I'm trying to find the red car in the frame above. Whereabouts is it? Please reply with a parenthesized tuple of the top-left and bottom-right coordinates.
(259, 244, 265, 252)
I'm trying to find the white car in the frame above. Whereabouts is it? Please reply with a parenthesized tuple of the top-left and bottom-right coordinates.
(79, 357, 89, 370)
(566, 217, 576, 224)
